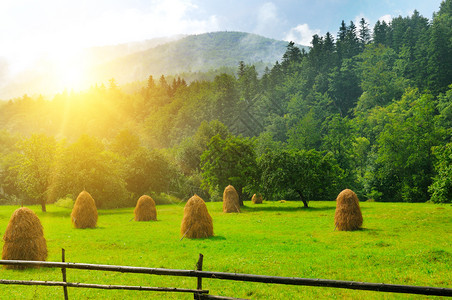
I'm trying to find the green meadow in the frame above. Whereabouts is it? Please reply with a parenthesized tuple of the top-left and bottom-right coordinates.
(0, 201, 450, 299)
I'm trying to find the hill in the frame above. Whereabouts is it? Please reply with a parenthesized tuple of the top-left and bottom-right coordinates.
(0, 32, 307, 100)
(90, 31, 307, 84)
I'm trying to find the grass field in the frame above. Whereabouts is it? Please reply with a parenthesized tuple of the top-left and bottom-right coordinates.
(0, 200, 451, 299)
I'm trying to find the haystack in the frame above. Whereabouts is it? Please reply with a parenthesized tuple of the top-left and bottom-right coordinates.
(334, 189, 363, 231)
(71, 190, 98, 229)
(251, 193, 263, 204)
(180, 194, 213, 239)
(134, 195, 157, 221)
(223, 185, 240, 213)
(2, 207, 47, 269)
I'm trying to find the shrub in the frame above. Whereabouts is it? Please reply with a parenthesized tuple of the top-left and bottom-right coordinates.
(429, 143, 452, 204)
(151, 193, 183, 205)
(54, 196, 74, 209)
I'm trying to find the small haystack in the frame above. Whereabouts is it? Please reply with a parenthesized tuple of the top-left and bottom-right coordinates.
(251, 193, 263, 204)
(71, 190, 98, 229)
(223, 185, 240, 213)
(334, 189, 363, 231)
(2, 207, 47, 269)
(134, 195, 157, 221)
(180, 194, 213, 239)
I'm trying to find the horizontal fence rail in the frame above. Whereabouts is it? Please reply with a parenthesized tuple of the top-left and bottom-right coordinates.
(0, 279, 208, 294)
(1, 259, 451, 297)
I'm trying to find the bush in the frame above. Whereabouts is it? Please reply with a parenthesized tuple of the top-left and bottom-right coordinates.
(54, 196, 74, 209)
(151, 193, 183, 205)
(429, 143, 452, 204)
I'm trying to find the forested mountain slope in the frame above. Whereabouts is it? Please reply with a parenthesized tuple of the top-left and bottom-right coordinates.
(0, 1, 451, 210)
(90, 31, 308, 84)
(0, 32, 305, 100)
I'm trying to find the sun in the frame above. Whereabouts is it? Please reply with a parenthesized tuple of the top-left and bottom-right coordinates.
(49, 46, 87, 92)
(57, 62, 84, 90)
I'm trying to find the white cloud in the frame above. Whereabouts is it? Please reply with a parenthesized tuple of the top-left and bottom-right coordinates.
(378, 14, 393, 24)
(255, 2, 280, 36)
(0, 0, 220, 74)
(285, 24, 321, 46)
(0, 58, 9, 84)
(354, 14, 369, 27)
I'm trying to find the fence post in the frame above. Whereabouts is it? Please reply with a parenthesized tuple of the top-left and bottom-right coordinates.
(61, 248, 68, 300)
(194, 253, 204, 300)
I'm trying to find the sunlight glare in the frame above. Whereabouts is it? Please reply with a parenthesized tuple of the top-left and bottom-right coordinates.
(49, 45, 87, 92)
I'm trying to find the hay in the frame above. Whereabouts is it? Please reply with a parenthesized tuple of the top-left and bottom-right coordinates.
(223, 185, 240, 213)
(334, 189, 363, 231)
(180, 194, 213, 239)
(134, 195, 157, 221)
(251, 193, 263, 204)
(71, 190, 98, 229)
(2, 207, 47, 269)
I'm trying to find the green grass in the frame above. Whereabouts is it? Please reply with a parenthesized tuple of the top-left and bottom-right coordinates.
(0, 201, 450, 299)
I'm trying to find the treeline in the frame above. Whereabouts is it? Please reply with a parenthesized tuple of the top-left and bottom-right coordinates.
(0, 1, 451, 210)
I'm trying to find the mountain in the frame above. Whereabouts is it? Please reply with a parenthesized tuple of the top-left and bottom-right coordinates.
(91, 32, 308, 84)
(0, 32, 308, 100)
(0, 35, 186, 100)
(81, 35, 186, 67)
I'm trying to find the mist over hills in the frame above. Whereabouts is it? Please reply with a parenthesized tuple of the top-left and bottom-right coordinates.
(91, 32, 308, 84)
(0, 32, 308, 100)
(82, 35, 187, 67)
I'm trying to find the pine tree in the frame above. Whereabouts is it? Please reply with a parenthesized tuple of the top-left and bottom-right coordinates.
(337, 20, 347, 61)
(358, 18, 371, 49)
(281, 41, 302, 73)
(373, 20, 390, 46)
(427, 0, 452, 94)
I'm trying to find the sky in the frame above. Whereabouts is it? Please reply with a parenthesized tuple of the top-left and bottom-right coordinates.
(0, 0, 444, 83)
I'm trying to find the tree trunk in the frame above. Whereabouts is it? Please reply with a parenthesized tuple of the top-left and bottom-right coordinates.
(237, 187, 244, 206)
(41, 200, 46, 212)
(296, 190, 309, 208)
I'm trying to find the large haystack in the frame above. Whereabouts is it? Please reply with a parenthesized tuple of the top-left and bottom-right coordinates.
(223, 185, 240, 213)
(134, 195, 157, 221)
(251, 193, 263, 204)
(334, 189, 363, 231)
(2, 207, 47, 269)
(180, 194, 213, 239)
(71, 190, 98, 229)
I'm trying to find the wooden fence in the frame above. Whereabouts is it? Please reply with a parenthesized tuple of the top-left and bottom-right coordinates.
(0, 251, 451, 299)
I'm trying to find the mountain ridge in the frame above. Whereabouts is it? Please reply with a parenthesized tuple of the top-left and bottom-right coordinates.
(91, 31, 308, 85)
(0, 31, 309, 100)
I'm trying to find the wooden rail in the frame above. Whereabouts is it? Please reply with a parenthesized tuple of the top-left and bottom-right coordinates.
(0, 252, 451, 299)
(0, 279, 208, 294)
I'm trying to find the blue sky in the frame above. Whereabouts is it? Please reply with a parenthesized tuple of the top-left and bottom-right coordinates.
(189, 0, 443, 44)
(0, 0, 444, 76)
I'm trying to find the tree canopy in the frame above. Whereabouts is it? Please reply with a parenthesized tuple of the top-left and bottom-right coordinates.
(0, 1, 451, 207)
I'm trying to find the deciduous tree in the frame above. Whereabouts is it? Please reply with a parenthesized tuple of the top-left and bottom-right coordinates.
(201, 134, 256, 205)
(15, 134, 57, 212)
(259, 149, 343, 207)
